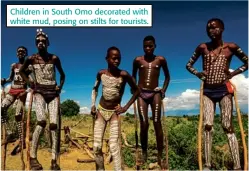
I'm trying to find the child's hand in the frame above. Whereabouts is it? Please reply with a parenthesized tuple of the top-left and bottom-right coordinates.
(115, 105, 127, 115)
(196, 71, 207, 81)
(55, 86, 61, 93)
(91, 106, 96, 116)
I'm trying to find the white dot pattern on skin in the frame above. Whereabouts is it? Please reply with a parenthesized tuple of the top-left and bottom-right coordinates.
(146, 63, 152, 86)
(155, 104, 159, 122)
(140, 106, 145, 122)
(204, 53, 227, 84)
(17, 121, 23, 140)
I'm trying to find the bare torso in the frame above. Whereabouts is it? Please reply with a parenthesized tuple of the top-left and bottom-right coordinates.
(200, 42, 236, 86)
(135, 56, 164, 90)
(11, 63, 27, 88)
(29, 54, 57, 85)
(99, 69, 126, 110)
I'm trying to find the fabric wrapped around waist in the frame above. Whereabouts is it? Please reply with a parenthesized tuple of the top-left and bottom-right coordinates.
(8, 88, 26, 96)
(34, 84, 59, 103)
(97, 104, 116, 121)
(203, 82, 234, 101)
(140, 88, 161, 100)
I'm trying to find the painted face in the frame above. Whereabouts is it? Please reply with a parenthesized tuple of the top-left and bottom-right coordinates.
(36, 35, 48, 50)
(107, 50, 121, 68)
(143, 40, 155, 55)
(207, 20, 223, 40)
(17, 47, 27, 59)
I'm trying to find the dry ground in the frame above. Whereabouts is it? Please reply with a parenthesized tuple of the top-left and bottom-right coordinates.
(3, 143, 117, 170)
(2, 115, 134, 170)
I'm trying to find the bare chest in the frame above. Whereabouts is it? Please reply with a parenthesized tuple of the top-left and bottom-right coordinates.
(101, 74, 123, 88)
(202, 47, 232, 66)
(13, 65, 24, 83)
(14, 64, 22, 75)
(138, 60, 161, 71)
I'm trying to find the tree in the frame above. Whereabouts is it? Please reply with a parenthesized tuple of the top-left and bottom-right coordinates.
(60, 99, 80, 117)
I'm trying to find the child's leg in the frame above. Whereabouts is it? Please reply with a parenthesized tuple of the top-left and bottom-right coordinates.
(48, 97, 60, 170)
(109, 113, 122, 171)
(93, 111, 107, 171)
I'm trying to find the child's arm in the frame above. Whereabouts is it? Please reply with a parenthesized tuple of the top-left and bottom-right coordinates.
(91, 71, 102, 114)
(115, 70, 140, 114)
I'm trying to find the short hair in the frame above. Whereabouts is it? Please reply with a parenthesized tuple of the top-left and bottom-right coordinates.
(106, 46, 121, 59)
(207, 18, 225, 30)
(17, 46, 28, 56)
(143, 35, 155, 44)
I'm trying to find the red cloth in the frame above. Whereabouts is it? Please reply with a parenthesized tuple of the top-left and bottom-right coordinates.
(225, 81, 234, 94)
(8, 88, 26, 96)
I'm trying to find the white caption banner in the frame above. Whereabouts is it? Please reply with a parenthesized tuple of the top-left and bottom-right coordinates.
(7, 5, 152, 27)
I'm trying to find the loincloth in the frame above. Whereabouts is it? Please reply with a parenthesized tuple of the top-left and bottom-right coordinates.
(34, 84, 59, 103)
(139, 88, 161, 100)
(97, 104, 116, 121)
(203, 81, 234, 101)
(8, 88, 26, 96)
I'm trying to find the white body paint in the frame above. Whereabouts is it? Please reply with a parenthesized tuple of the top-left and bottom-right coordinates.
(204, 53, 227, 84)
(146, 63, 152, 86)
(101, 74, 123, 101)
(32, 64, 56, 85)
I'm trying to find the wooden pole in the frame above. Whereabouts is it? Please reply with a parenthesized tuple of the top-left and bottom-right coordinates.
(161, 100, 169, 170)
(21, 104, 25, 170)
(198, 82, 204, 171)
(118, 113, 124, 170)
(57, 96, 61, 166)
(133, 101, 140, 171)
(2, 123, 7, 170)
(230, 81, 248, 170)
(25, 90, 33, 171)
(1, 86, 7, 170)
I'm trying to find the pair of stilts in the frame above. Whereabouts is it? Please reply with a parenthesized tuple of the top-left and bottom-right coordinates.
(198, 81, 248, 171)
(1, 89, 61, 171)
